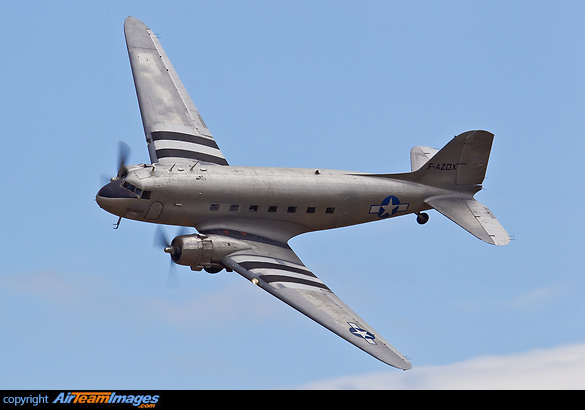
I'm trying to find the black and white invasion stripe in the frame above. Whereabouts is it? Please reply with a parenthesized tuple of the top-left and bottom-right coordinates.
(238, 260, 330, 291)
(151, 131, 229, 165)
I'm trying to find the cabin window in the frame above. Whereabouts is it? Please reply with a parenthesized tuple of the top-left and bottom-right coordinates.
(268, 206, 278, 213)
(210, 204, 220, 211)
(249, 205, 259, 212)
(326, 207, 335, 214)
(229, 205, 239, 212)
(306, 207, 316, 214)
(287, 206, 297, 213)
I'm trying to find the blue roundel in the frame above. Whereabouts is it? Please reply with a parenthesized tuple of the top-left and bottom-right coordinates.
(348, 322, 377, 345)
(369, 195, 409, 219)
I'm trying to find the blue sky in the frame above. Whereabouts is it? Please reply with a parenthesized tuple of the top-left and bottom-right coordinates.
(1, 1, 585, 389)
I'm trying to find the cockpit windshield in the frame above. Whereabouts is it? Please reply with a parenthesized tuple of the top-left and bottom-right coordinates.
(122, 180, 151, 199)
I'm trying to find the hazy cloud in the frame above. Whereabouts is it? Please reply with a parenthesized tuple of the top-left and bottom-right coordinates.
(0, 270, 282, 329)
(298, 342, 585, 389)
(458, 283, 568, 312)
(508, 284, 567, 310)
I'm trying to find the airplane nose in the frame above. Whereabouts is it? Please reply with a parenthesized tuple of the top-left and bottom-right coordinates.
(96, 180, 139, 213)
(97, 180, 137, 199)
(97, 183, 115, 198)
(96, 186, 110, 211)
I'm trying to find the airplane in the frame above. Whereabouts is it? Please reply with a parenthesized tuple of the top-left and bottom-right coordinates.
(96, 16, 510, 371)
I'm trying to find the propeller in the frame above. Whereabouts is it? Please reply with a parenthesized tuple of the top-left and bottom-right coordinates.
(154, 225, 173, 253)
(99, 141, 132, 186)
(117, 141, 132, 178)
(154, 226, 189, 288)
(166, 261, 180, 289)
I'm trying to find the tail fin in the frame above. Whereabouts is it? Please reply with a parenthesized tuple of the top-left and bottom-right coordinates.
(411, 130, 494, 188)
(410, 146, 438, 171)
(383, 130, 509, 246)
(421, 130, 509, 245)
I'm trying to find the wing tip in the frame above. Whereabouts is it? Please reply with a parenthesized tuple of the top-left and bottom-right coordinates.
(124, 16, 150, 37)
(381, 352, 412, 370)
(125, 16, 143, 25)
(393, 359, 412, 371)
(489, 234, 511, 246)
(124, 16, 140, 27)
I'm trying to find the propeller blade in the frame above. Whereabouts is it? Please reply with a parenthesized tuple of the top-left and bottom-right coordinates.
(154, 226, 191, 289)
(100, 173, 112, 186)
(154, 226, 171, 249)
(167, 261, 180, 289)
(117, 141, 131, 177)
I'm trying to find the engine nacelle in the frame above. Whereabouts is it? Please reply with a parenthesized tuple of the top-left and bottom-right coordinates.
(165, 234, 252, 271)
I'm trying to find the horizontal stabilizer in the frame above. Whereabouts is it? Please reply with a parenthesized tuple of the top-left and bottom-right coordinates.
(410, 146, 438, 171)
(425, 195, 510, 246)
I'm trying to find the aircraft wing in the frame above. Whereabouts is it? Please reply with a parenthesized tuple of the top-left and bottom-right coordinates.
(205, 229, 411, 370)
(124, 17, 229, 166)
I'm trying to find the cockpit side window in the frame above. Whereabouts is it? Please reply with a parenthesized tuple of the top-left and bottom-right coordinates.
(123, 181, 136, 192)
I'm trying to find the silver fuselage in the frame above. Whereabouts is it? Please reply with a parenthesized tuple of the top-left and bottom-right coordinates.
(97, 162, 447, 240)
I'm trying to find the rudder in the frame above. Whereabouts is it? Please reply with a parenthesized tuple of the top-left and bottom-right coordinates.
(412, 130, 494, 189)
